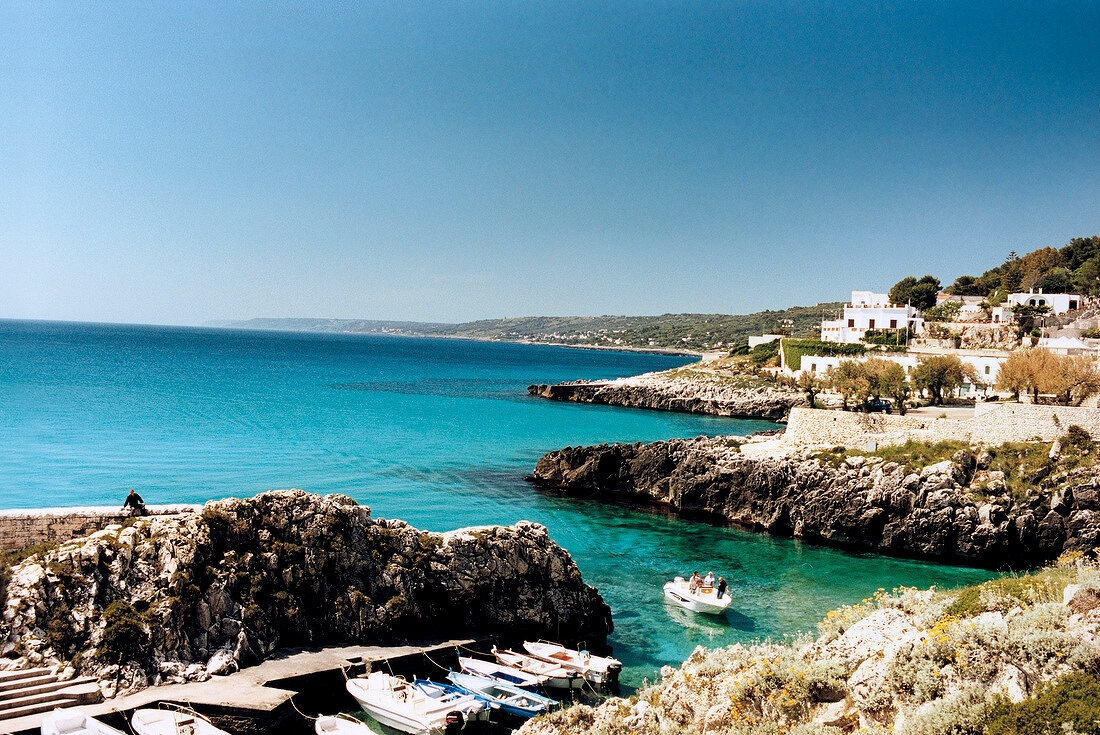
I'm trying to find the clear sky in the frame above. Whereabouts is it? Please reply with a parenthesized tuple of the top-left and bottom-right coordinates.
(3, 1, 1098, 325)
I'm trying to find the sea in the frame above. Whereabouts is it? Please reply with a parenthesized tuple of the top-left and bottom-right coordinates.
(0, 320, 995, 688)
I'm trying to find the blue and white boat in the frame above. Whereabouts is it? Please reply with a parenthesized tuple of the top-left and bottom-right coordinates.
(457, 656, 547, 689)
(410, 679, 493, 720)
(446, 672, 556, 719)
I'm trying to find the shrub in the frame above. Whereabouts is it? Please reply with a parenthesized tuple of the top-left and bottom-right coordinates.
(1064, 425, 1094, 452)
(984, 672, 1100, 735)
(96, 600, 148, 663)
(897, 684, 989, 735)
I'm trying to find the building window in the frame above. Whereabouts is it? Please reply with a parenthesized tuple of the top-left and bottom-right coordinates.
(984, 365, 990, 375)
(811, 363, 817, 372)
(847, 319, 855, 328)
(1070, 300, 1079, 310)
(1029, 299, 1037, 306)
(889, 319, 897, 329)
(868, 319, 875, 329)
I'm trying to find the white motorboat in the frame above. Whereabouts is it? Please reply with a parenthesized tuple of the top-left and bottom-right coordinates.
(663, 576, 732, 615)
(131, 708, 231, 735)
(345, 671, 479, 735)
(41, 708, 126, 735)
(457, 656, 547, 689)
(522, 640, 622, 685)
(315, 714, 378, 735)
(491, 647, 583, 690)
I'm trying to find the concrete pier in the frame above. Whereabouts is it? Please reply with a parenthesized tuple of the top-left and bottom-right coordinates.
(0, 638, 484, 735)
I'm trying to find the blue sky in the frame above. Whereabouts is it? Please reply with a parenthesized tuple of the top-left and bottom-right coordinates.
(3, 1, 1098, 325)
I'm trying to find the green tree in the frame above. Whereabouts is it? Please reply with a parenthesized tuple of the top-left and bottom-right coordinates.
(913, 355, 972, 405)
(828, 361, 870, 410)
(864, 358, 909, 414)
(1034, 267, 1074, 293)
(796, 370, 825, 408)
(888, 275, 941, 310)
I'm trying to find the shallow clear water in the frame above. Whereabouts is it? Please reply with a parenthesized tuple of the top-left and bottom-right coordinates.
(0, 320, 995, 686)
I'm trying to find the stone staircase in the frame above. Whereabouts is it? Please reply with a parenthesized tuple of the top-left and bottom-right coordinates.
(0, 667, 100, 722)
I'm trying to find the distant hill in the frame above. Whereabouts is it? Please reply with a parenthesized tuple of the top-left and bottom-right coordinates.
(209, 304, 842, 353)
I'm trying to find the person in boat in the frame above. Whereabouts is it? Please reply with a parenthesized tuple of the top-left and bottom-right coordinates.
(122, 489, 146, 516)
(688, 571, 701, 593)
(716, 577, 728, 599)
(703, 571, 715, 588)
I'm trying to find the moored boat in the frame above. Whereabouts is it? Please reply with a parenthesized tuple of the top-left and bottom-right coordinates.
(41, 708, 126, 735)
(345, 671, 477, 735)
(457, 656, 547, 689)
(491, 646, 583, 690)
(131, 708, 231, 735)
(411, 679, 492, 719)
(446, 671, 556, 718)
(663, 576, 733, 615)
(315, 714, 378, 735)
(522, 640, 622, 685)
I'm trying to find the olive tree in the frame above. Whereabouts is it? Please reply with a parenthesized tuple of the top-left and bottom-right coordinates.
(913, 355, 974, 405)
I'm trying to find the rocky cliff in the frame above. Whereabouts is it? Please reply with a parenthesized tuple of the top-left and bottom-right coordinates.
(528, 374, 804, 420)
(0, 490, 612, 697)
(532, 437, 1100, 568)
(520, 566, 1100, 735)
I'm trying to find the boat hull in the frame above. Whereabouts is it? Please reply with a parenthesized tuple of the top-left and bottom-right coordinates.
(663, 581, 732, 615)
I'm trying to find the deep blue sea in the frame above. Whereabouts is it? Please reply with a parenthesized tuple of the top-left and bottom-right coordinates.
(0, 320, 994, 686)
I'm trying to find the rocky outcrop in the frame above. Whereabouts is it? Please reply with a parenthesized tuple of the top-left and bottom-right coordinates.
(520, 569, 1100, 735)
(529, 375, 804, 420)
(0, 490, 611, 697)
(532, 438, 1100, 567)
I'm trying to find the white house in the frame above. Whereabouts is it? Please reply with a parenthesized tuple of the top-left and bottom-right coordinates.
(748, 334, 784, 349)
(820, 291, 923, 344)
(1006, 289, 1083, 315)
(934, 293, 986, 319)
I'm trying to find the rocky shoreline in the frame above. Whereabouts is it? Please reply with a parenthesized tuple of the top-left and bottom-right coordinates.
(0, 490, 611, 698)
(532, 437, 1100, 568)
(528, 373, 805, 420)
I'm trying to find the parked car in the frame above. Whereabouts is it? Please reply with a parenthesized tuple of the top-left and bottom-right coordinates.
(865, 399, 892, 414)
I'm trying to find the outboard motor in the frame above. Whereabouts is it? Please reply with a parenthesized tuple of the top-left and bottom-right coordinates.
(444, 710, 465, 734)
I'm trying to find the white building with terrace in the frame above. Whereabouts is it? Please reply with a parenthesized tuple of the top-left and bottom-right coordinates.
(820, 290, 923, 344)
(1007, 289, 1084, 315)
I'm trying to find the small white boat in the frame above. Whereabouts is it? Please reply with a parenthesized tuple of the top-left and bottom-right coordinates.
(315, 714, 378, 735)
(41, 708, 126, 735)
(491, 647, 583, 690)
(131, 708, 231, 735)
(411, 679, 490, 719)
(458, 656, 547, 689)
(447, 671, 556, 718)
(345, 671, 479, 735)
(522, 640, 622, 685)
(663, 576, 732, 615)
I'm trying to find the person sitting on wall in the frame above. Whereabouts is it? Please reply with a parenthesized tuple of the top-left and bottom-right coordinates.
(122, 489, 146, 516)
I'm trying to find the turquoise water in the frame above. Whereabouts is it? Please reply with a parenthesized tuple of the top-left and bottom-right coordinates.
(0, 320, 995, 686)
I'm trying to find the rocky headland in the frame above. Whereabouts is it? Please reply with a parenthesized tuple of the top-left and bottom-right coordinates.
(528, 371, 805, 420)
(521, 565, 1100, 735)
(0, 490, 611, 698)
(532, 436, 1100, 568)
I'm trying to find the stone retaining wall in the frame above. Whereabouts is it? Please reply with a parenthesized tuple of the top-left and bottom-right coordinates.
(0, 505, 202, 553)
(779, 402, 1100, 451)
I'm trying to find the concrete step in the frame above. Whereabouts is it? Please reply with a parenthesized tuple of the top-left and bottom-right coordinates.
(0, 694, 79, 721)
(0, 676, 97, 705)
(0, 687, 80, 713)
(0, 673, 57, 695)
(0, 668, 53, 686)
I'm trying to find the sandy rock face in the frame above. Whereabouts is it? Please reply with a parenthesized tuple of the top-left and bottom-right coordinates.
(0, 490, 612, 695)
